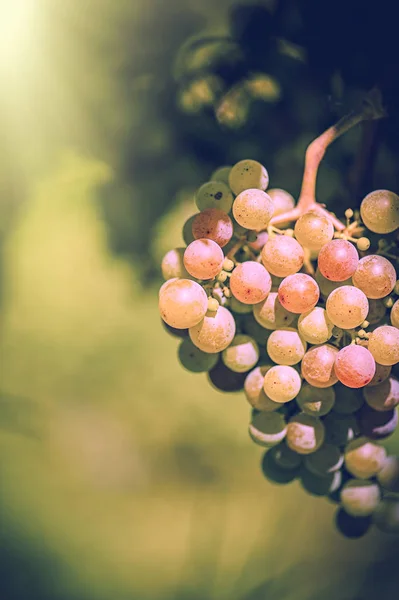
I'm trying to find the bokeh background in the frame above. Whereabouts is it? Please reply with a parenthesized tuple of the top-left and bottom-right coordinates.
(1, 1, 399, 598)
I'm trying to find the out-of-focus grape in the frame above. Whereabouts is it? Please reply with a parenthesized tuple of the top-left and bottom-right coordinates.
(278, 273, 319, 314)
(208, 359, 247, 392)
(228, 159, 269, 195)
(267, 188, 295, 219)
(286, 413, 325, 455)
(222, 334, 259, 373)
(230, 261, 271, 304)
(352, 255, 396, 299)
(344, 436, 386, 479)
(229, 296, 253, 314)
(210, 166, 232, 185)
(301, 344, 339, 388)
(249, 411, 287, 447)
(189, 306, 236, 353)
(192, 209, 233, 248)
(159, 278, 208, 329)
(242, 314, 272, 345)
(363, 376, 399, 411)
(357, 404, 398, 439)
(294, 211, 334, 251)
(373, 496, 399, 534)
(324, 412, 358, 447)
(326, 286, 369, 329)
(366, 363, 391, 387)
(196, 181, 234, 213)
(296, 383, 335, 417)
(334, 345, 376, 388)
(253, 292, 295, 330)
(161, 247, 191, 280)
(247, 230, 269, 252)
(269, 441, 302, 469)
(263, 365, 301, 403)
(318, 239, 359, 281)
(244, 365, 280, 411)
(377, 456, 399, 493)
(368, 325, 399, 365)
(178, 339, 219, 373)
(335, 509, 372, 538)
(340, 479, 381, 517)
(360, 189, 399, 234)
(391, 299, 399, 328)
(261, 235, 304, 277)
(266, 327, 307, 366)
(182, 214, 198, 245)
(304, 443, 343, 476)
(232, 189, 274, 230)
(298, 307, 334, 344)
(332, 384, 364, 414)
(300, 467, 342, 497)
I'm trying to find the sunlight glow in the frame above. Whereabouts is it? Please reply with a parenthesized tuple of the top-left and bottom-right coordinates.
(0, 0, 36, 71)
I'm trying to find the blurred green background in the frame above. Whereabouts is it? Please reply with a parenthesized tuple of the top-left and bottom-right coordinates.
(1, 1, 399, 599)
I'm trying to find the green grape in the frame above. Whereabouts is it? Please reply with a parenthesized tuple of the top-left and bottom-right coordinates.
(161, 247, 191, 280)
(323, 412, 358, 447)
(242, 314, 272, 345)
(210, 165, 232, 185)
(253, 292, 295, 330)
(249, 411, 287, 448)
(332, 384, 364, 415)
(182, 214, 198, 245)
(368, 325, 399, 366)
(294, 211, 334, 251)
(373, 496, 399, 534)
(196, 181, 234, 213)
(366, 362, 391, 387)
(340, 479, 381, 517)
(286, 413, 325, 455)
(300, 467, 342, 497)
(360, 189, 399, 234)
(298, 307, 334, 344)
(377, 456, 399, 493)
(344, 436, 386, 479)
(304, 443, 343, 476)
(222, 334, 259, 373)
(269, 441, 302, 469)
(159, 278, 208, 329)
(266, 327, 307, 366)
(263, 365, 302, 403)
(189, 306, 236, 353)
(334, 345, 376, 388)
(244, 365, 280, 411)
(335, 509, 372, 539)
(228, 159, 269, 196)
(232, 189, 274, 230)
(178, 339, 219, 373)
(296, 383, 335, 417)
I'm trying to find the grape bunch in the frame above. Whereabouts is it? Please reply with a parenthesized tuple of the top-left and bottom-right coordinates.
(158, 158, 399, 539)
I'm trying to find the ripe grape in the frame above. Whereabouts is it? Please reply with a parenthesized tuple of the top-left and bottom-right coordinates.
(208, 359, 247, 392)
(314, 268, 352, 298)
(253, 292, 295, 330)
(352, 255, 396, 299)
(332, 384, 364, 415)
(182, 214, 197, 245)
(249, 411, 287, 447)
(228, 159, 269, 196)
(377, 456, 399, 493)
(196, 181, 234, 213)
(340, 479, 381, 517)
(296, 383, 335, 417)
(210, 165, 232, 185)
(326, 286, 369, 329)
(367, 299, 387, 324)
(368, 325, 399, 366)
(189, 306, 236, 353)
(363, 376, 399, 411)
(161, 248, 191, 280)
(244, 365, 280, 411)
(222, 334, 259, 373)
(357, 404, 398, 439)
(192, 209, 233, 248)
(344, 436, 386, 479)
(178, 339, 219, 373)
(270, 441, 302, 469)
(232, 189, 274, 230)
(298, 307, 334, 344)
(267, 188, 295, 219)
(286, 413, 325, 455)
(318, 239, 359, 281)
(360, 189, 399, 234)
(159, 278, 208, 329)
(230, 261, 272, 304)
(184, 239, 224, 280)
(301, 344, 339, 388)
(267, 327, 307, 366)
(261, 235, 304, 277)
(263, 365, 301, 403)
(278, 274, 319, 314)
(373, 496, 399, 534)
(294, 211, 334, 251)
(248, 230, 269, 252)
(391, 299, 399, 328)
(324, 412, 358, 447)
(304, 443, 343, 476)
(334, 345, 375, 388)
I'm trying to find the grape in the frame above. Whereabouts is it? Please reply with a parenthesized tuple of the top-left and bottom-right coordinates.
(334, 345, 376, 388)
(377, 456, 399, 493)
(184, 239, 224, 280)
(261, 450, 299, 484)
(360, 189, 399, 234)
(278, 274, 319, 314)
(300, 467, 342, 497)
(242, 314, 271, 344)
(324, 412, 358, 447)
(253, 292, 295, 330)
(267, 327, 307, 366)
(267, 188, 295, 218)
(230, 261, 272, 304)
(326, 286, 369, 329)
(298, 307, 334, 344)
(366, 363, 391, 387)
(301, 344, 339, 388)
(159, 279, 208, 329)
(229, 296, 253, 314)
(208, 359, 247, 392)
(228, 159, 269, 196)
(352, 255, 396, 299)
(192, 209, 233, 248)
(344, 436, 386, 479)
(249, 411, 287, 447)
(161, 320, 189, 339)
(318, 239, 359, 281)
(373, 496, 399, 534)
(357, 404, 398, 439)
(189, 306, 236, 353)
(286, 413, 325, 455)
(222, 334, 259, 373)
(368, 325, 399, 366)
(232, 189, 274, 230)
(391, 299, 399, 328)
(196, 181, 234, 213)
(335, 509, 372, 538)
(315, 268, 352, 298)
(261, 235, 304, 277)
(367, 299, 387, 324)
(247, 230, 269, 252)
(332, 384, 364, 415)
(363, 376, 399, 411)
(244, 365, 280, 411)
(294, 211, 334, 251)
(296, 383, 335, 417)
(340, 479, 381, 517)
(210, 165, 232, 185)
(178, 339, 219, 373)
(304, 443, 343, 476)
(270, 441, 302, 469)
(161, 248, 191, 280)
(263, 365, 301, 403)
(182, 214, 197, 245)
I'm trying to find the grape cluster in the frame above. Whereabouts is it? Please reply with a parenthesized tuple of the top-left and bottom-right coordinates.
(158, 159, 399, 538)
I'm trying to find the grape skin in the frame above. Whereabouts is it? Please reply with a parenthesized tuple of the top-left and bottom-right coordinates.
(334, 345, 376, 389)
(232, 189, 274, 230)
(352, 255, 396, 300)
(161, 248, 191, 280)
(278, 274, 320, 314)
(363, 376, 399, 411)
(263, 365, 302, 403)
(368, 325, 399, 366)
(298, 307, 334, 345)
(230, 261, 272, 305)
(318, 239, 359, 282)
(159, 278, 208, 329)
(189, 306, 236, 353)
(296, 383, 335, 417)
(178, 339, 219, 373)
(294, 211, 334, 251)
(267, 327, 307, 366)
(267, 188, 295, 219)
(340, 479, 381, 517)
(344, 436, 386, 479)
(184, 239, 224, 280)
(192, 208, 233, 248)
(222, 334, 259, 373)
(253, 292, 295, 330)
(228, 159, 269, 196)
(301, 344, 339, 388)
(249, 411, 287, 448)
(261, 235, 304, 277)
(326, 286, 369, 329)
(244, 365, 280, 411)
(286, 413, 325, 455)
(196, 181, 234, 213)
(360, 189, 399, 234)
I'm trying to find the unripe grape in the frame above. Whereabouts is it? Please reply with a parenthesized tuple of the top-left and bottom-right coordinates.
(178, 339, 219, 373)
(324, 412, 358, 447)
(318, 239, 359, 282)
(294, 211, 334, 251)
(340, 479, 381, 517)
(263, 365, 301, 403)
(357, 404, 398, 439)
(159, 278, 208, 329)
(229, 159, 269, 195)
(344, 436, 386, 479)
(249, 411, 287, 447)
(368, 325, 399, 365)
(377, 456, 399, 493)
(196, 181, 234, 213)
(267, 188, 295, 218)
(296, 383, 335, 417)
(332, 384, 364, 415)
(210, 165, 232, 185)
(352, 255, 396, 299)
(301, 344, 339, 388)
(304, 443, 343, 476)
(182, 214, 197, 245)
(278, 274, 319, 314)
(356, 237, 371, 252)
(233, 189, 274, 230)
(230, 261, 272, 304)
(192, 209, 233, 248)
(189, 306, 235, 353)
(161, 248, 191, 280)
(360, 189, 399, 234)
(253, 292, 295, 330)
(363, 376, 399, 411)
(373, 496, 399, 534)
(334, 345, 376, 388)
(267, 327, 307, 366)
(222, 334, 259, 373)
(286, 413, 325, 455)
(298, 307, 334, 344)
(260, 235, 304, 278)
(244, 365, 280, 411)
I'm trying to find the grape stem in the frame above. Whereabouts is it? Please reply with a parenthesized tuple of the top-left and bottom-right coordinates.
(269, 88, 386, 230)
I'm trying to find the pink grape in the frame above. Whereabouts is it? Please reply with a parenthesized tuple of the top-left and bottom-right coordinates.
(261, 235, 304, 277)
(334, 345, 376, 388)
(352, 255, 396, 299)
(368, 325, 399, 366)
(184, 239, 224, 280)
(230, 261, 272, 304)
(278, 274, 319, 314)
(159, 278, 208, 329)
(318, 239, 359, 282)
(301, 344, 339, 388)
(192, 209, 233, 248)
